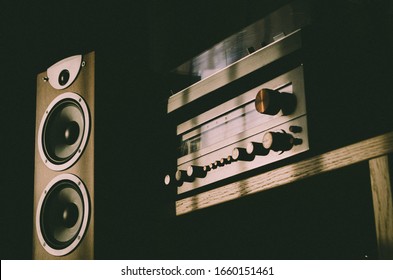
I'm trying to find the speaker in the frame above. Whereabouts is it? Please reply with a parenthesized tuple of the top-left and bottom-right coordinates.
(33, 52, 95, 259)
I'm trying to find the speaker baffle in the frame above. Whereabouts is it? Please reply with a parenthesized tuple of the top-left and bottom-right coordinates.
(36, 174, 90, 256)
(38, 92, 90, 171)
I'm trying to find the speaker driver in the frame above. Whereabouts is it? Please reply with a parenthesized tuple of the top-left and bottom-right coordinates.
(36, 174, 90, 256)
(38, 92, 90, 171)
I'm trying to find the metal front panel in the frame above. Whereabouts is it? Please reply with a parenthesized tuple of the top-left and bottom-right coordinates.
(175, 66, 308, 194)
(167, 29, 302, 113)
(177, 66, 305, 161)
(165, 2, 312, 198)
(168, 0, 312, 106)
(177, 115, 308, 194)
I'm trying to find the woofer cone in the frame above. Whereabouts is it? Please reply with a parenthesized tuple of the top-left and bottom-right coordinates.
(36, 174, 90, 256)
(38, 92, 90, 171)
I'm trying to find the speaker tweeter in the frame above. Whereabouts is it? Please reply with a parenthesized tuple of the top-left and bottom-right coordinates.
(47, 55, 82, 89)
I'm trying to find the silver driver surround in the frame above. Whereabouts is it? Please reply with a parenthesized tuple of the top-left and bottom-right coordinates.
(35, 173, 90, 257)
(38, 92, 90, 171)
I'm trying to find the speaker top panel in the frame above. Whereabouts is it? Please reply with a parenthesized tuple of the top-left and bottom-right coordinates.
(47, 55, 83, 90)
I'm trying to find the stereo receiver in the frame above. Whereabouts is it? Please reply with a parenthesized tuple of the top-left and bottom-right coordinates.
(164, 1, 311, 194)
(166, 64, 308, 194)
(163, 0, 392, 196)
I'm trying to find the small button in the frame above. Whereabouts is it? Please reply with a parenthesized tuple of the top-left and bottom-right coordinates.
(215, 160, 224, 167)
(220, 157, 231, 165)
(289, 126, 302, 133)
(209, 162, 218, 170)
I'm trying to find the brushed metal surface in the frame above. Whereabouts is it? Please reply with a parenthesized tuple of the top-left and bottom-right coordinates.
(170, 0, 311, 94)
(177, 66, 305, 136)
(168, 29, 303, 113)
(177, 66, 306, 165)
(176, 115, 308, 194)
(170, 64, 308, 194)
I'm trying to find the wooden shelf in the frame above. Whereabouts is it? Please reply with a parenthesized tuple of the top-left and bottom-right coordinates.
(177, 131, 393, 215)
(176, 131, 393, 259)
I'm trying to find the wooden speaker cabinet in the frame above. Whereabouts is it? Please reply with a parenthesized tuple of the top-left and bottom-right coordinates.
(33, 52, 95, 259)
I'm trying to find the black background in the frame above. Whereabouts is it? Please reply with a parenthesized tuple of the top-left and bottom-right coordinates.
(0, 0, 391, 259)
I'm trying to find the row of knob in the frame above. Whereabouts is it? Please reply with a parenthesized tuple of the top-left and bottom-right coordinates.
(165, 128, 302, 187)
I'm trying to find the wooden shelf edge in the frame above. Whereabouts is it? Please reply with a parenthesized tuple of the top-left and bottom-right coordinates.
(176, 131, 393, 216)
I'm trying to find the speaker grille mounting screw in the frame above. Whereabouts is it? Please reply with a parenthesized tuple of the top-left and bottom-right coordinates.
(81, 61, 86, 67)
(42, 77, 49, 82)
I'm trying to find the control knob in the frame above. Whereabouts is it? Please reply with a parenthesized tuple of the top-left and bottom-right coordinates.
(262, 131, 298, 153)
(203, 165, 211, 172)
(246, 142, 269, 156)
(220, 156, 232, 165)
(175, 170, 194, 183)
(255, 88, 296, 115)
(232, 147, 255, 161)
(209, 162, 218, 170)
(164, 174, 182, 187)
(187, 165, 207, 178)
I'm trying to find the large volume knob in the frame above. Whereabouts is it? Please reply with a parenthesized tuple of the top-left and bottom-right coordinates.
(262, 131, 294, 152)
(255, 88, 296, 115)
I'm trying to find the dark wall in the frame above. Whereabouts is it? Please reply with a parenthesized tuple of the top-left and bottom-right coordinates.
(148, 0, 290, 72)
(0, 0, 391, 259)
(164, 162, 379, 259)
